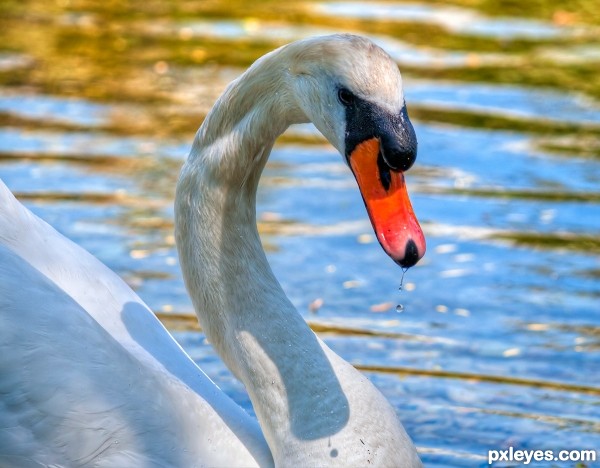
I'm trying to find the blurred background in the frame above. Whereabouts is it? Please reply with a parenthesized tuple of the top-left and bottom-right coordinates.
(1, 0, 599, 466)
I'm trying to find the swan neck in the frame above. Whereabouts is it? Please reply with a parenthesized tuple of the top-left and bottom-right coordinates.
(175, 51, 304, 370)
(174, 51, 323, 455)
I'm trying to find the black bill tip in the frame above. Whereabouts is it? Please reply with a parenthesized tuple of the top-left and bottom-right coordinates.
(396, 239, 420, 269)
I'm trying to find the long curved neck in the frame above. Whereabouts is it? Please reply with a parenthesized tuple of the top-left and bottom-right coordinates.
(175, 49, 331, 452)
(174, 45, 419, 466)
(175, 46, 305, 346)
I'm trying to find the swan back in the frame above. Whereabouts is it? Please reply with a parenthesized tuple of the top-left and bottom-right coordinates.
(0, 180, 272, 465)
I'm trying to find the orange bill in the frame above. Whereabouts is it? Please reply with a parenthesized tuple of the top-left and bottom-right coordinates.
(349, 138, 426, 268)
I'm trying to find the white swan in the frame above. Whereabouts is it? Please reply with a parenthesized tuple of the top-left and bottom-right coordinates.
(0, 34, 425, 467)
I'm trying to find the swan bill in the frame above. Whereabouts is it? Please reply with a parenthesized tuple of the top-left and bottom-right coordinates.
(349, 138, 426, 268)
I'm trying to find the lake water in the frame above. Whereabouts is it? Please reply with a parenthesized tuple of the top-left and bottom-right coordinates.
(1, 1, 599, 466)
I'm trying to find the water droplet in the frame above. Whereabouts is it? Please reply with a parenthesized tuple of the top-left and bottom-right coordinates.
(398, 267, 408, 290)
(396, 304, 404, 313)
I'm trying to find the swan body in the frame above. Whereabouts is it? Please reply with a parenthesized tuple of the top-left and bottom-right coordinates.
(0, 181, 273, 467)
(1, 34, 423, 467)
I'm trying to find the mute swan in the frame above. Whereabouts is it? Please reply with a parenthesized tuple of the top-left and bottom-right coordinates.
(0, 34, 425, 467)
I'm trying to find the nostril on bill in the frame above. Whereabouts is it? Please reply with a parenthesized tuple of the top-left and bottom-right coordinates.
(377, 149, 392, 191)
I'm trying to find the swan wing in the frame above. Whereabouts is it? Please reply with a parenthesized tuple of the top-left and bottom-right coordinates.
(0, 180, 272, 467)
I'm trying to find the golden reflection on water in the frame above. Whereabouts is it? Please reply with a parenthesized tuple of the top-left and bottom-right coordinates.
(154, 311, 600, 397)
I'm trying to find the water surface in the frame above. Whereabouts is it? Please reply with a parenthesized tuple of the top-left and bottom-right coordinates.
(1, 1, 598, 466)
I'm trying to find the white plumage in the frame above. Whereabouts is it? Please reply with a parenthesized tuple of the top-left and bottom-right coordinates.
(0, 181, 272, 467)
(0, 34, 421, 467)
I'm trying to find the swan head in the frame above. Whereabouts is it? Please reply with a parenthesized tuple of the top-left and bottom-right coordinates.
(288, 35, 426, 268)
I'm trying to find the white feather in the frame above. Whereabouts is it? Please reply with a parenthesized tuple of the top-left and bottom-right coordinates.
(0, 34, 421, 467)
(0, 182, 272, 467)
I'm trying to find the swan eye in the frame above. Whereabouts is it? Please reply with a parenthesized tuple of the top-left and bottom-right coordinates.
(337, 88, 355, 106)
